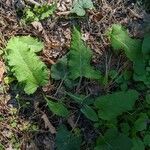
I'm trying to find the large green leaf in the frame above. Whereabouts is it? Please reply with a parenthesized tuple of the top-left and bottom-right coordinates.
(72, 0, 94, 16)
(68, 27, 101, 80)
(108, 24, 150, 86)
(94, 90, 139, 120)
(108, 24, 142, 61)
(5, 36, 49, 94)
(56, 125, 82, 150)
(95, 128, 132, 150)
(6, 36, 44, 53)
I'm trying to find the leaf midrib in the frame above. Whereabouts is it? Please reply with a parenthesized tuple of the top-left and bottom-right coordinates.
(15, 48, 39, 85)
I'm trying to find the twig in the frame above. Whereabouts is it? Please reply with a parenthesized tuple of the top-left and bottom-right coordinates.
(71, 113, 81, 132)
(26, 0, 40, 6)
(56, 11, 71, 16)
(41, 111, 56, 134)
(128, 8, 142, 19)
(76, 76, 83, 93)
(54, 75, 66, 96)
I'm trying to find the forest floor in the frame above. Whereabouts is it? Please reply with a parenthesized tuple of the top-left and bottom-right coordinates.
(0, 0, 150, 150)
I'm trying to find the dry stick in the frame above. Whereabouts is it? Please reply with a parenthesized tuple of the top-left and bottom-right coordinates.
(54, 75, 67, 96)
(104, 53, 113, 89)
(41, 111, 56, 134)
(128, 8, 142, 19)
(68, 93, 90, 130)
(54, 80, 64, 96)
(42, 56, 55, 65)
(71, 113, 81, 132)
(116, 0, 122, 5)
(46, 95, 60, 101)
(0, 33, 7, 48)
(116, 55, 122, 71)
(76, 76, 83, 93)
(108, 54, 112, 73)
(0, 131, 7, 139)
(104, 50, 108, 88)
(56, 11, 71, 16)
(25, 0, 40, 6)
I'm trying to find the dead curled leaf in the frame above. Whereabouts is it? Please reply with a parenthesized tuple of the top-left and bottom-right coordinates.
(41, 112, 56, 134)
(0, 61, 5, 82)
